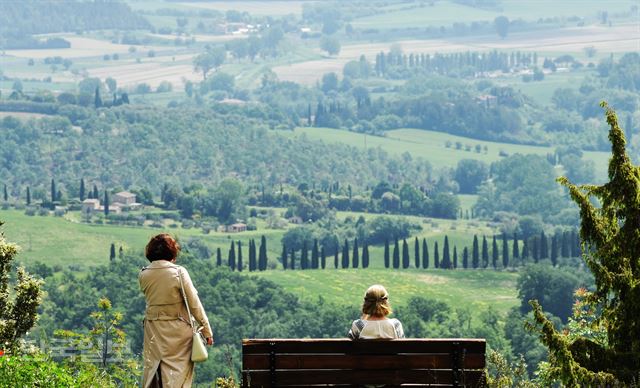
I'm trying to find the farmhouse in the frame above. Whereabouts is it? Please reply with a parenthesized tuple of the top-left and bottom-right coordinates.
(218, 223, 247, 233)
(81, 199, 100, 214)
(113, 191, 136, 205)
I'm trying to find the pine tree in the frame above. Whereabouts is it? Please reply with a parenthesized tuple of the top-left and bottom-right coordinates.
(320, 246, 326, 269)
(434, 241, 440, 268)
(402, 239, 409, 269)
(453, 246, 458, 269)
(442, 236, 451, 269)
(512, 233, 520, 261)
(392, 238, 400, 269)
(492, 235, 498, 269)
(529, 104, 640, 385)
(540, 231, 549, 259)
(259, 235, 267, 270)
(482, 236, 489, 268)
(422, 238, 429, 269)
(51, 178, 56, 203)
(216, 247, 222, 267)
(109, 243, 116, 261)
(462, 247, 469, 269)
(551, 234, 558, 266)
(93, 184, 99, 200)
(352, 238, 359, 268)
(290, 248, 296, 270)
(312, 239, 319, 269)
(414, 237, 420, 268)
(362, 242, 369, 268)
(237, 241, 243, 272)
(301, 240, 308, 270)
(104, 191, 109, 216)
(502, 232, 509, 268)
(248, 240, 256, 271)
(342, 239, 349, 269)
(384, 239, 390, 268)
(229, 241, 236, 271)
(79, 178, 85, 201)
(281, 242, 288, 270)
(472, 235, 479, 269)
(26, 186, 31, 205)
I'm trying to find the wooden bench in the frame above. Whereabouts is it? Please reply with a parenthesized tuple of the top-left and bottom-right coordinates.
(242, 338, 486, 387)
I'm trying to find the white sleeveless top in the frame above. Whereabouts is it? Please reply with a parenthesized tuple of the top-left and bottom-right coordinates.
(348, 318, 405, 339)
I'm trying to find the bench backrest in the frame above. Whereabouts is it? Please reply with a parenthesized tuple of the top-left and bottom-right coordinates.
(242, 338, 486, 387)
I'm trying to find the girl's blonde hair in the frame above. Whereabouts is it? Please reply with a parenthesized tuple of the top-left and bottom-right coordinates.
(361, 284, 392, 317)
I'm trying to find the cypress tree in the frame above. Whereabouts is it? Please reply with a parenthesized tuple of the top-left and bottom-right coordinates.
(482, 236, 489, 268)
(453, 246, 458, 269)
(104, 191, 109, 216)
(570, 229, 580, 257)
(551, 234, 558, 266)
(3, 184, 7, 202)
(237, 241, 243, 272)
(229, 241, 236, 271)
(402, 239, 409, 269)
(51, 178, 56, 202)
(259, 235, 267, 270)
(472, 235, 479, 269)
(540, 231, 548, 259)
(422, 238, 429, 269)
(334, 247, 339, 269)
(392, 238, 400, 269)
(301, 240, 308, 270)
(26, 186, 31, 205)
(216, 247, 222, 267)
(532, 236, 540, 263)
(434, 241, 440, 268)
(463, 247, 469, 269)
(320, 246, 326, 269)
(281, 243, 288, 270)
(109, 243, 116, 261)
(342, 239, 349, 268)
(414, 237, 420, 268)
(79, 178, 85, 201)
(352, 238, 359, 268)
(384, 239, 390, 268)
(502, 232, 509, 268)
(93, 184, 99, 200)
(492, 235, 498, 269)
(312, 239, 319, 269)
(561, 231, 570, 258)
(290, 248, 296, 270)
(94, 86, 102, 108)
(442, 236, 451, 269)
(521, 239, 529, 263)
(248, 240, 256, 271)
(362, 242, 369, 268)
(513, 233, 520, 261)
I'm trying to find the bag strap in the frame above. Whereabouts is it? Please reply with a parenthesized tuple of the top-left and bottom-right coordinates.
(177, 268, 195, 330)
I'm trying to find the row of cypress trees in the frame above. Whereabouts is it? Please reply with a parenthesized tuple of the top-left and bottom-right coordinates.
(215, 236, 268, 271)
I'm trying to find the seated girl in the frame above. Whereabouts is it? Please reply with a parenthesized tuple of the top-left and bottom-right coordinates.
(348, 284, 404, 340)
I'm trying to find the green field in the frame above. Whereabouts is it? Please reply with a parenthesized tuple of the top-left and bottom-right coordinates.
(284, 127, 610, 181)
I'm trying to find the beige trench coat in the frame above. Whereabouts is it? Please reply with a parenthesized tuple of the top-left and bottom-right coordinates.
(139, 260, 213, 388)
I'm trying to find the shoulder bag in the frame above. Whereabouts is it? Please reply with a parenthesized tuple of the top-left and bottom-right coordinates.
(178, 268, 208, 362)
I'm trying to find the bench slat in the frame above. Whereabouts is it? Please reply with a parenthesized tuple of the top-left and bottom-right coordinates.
(242, 338, 486, 355)
(243, 353, 485, 370)
(242, 369, 485, 386)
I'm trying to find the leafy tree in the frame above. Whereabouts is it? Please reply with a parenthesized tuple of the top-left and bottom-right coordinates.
(321, 72, 339, 93)
(320, 35, 341, 56)
(193, 48, 226, 80)
(530, 104, 640, 385)
(384, 239, 390, 268)
(455, 159, 489, 194)
(0, 222, 43, 353)
(94, 86, 102, 108)
(494, 16, 510, 39)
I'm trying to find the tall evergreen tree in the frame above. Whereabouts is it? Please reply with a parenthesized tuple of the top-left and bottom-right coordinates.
(259, 235, 267, 270)
(551, 234, 558, 266)
(462, 247, 469, 269)
(414, 237, 420, 268)
(392, 238, 400, 269)
(79, 178, 85, 201)
(281, 242, 288, 270)
(442, 236, 451, 269)
(26, 186, 31, 205)
(532, 236, 540, 263)
(434, 241, 440, 268)
(384, 239, 390, 268)
(104, 191, 109, 216)
(3, 184, 7, 202)
(237, 241, 243, 272)
(472, 235, 479, 269)
(502, 232, 509, 268)
(402, 239, 409, 269)
(512, 233, 520, 261)
(320, 246, 326, 269)
(362, 242, 369, 268)
(334, 247, 339, 269)
(561, 231, 570, 258)
(492, 235, 498, 269)
(342, 239, 349, 268)
(352, 238, 359, 268)
(301, 240, 308, 270)
(216, 247, 222, 267)
(51, 178, 56, 202)
(248, 240, 256, 271)
(290, 248, 296, 270)
(422, 238, 429, 269)
(540, 231, 549, 259)
(570, 229, 580, 257)
(521, 239, 529, 263)
(229, 241, 236, 271)
(109, 243, 116, 261)
(453, 246, 458, 269)
(93, 184, 99, 200)
(94, 86, 102, 108)
(312, 239, 319, 269)
(482, 236, 489, 268)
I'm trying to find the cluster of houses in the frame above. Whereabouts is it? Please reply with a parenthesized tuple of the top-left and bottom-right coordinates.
(81, 191, 142, 215)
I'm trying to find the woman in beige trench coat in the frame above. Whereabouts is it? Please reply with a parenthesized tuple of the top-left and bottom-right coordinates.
(139, 234, 214, 388)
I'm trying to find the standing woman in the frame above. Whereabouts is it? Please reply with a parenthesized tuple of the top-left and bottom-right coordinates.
(139, 234, 214, 388)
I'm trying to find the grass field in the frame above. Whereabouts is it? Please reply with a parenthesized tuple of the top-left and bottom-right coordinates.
(283, 127, 610, 181)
